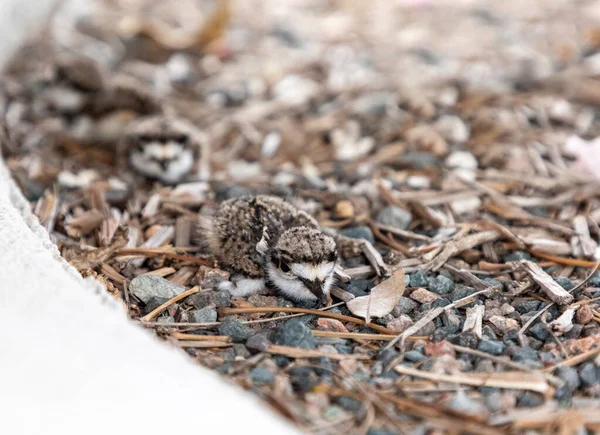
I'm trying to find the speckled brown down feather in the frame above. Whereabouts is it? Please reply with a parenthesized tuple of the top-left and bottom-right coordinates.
(199, 195, 340, 303)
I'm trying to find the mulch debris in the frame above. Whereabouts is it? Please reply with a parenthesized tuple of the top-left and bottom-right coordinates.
(3, 0, 600, 433)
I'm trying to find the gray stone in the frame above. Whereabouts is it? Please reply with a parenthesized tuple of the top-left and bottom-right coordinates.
(392, 296, 417, 316)
(274, 318, 316, 349)
(448, 391, 488, 416)
(503, 251, 532, 262)
(144, 296, 169, 313)
(529, 323, 551, 342)
(579, 362, 599, 387)
(376, 348, 398, 366)
(246, 332, 272, 353)
(432, 298, 452, 308)
(429, 275, 455, 295)
(512, 298, 542, 314)
(450, 285, 475, 302)
(511, 346, 539, 362)
(404, 350, 425, 363)
(452, 332, 479, 349)
(367, 429, 397, 435)
(481, 325, 497, 340)
(158, 316, 175, 324)
(333, 396, 362, 413)
(250, 367, 274, 384)
(340, 226, 375, 245)
(589, 272, 600, 287)
(518, 392, 544, 408)
(401, 152, 440, 169)
(128, 275, 185, 304)
(410, 270, 428, 287)
(556, 366, 580, 392)
(191, 290, 231, 308)
(555, 277, 574, 291)
(477, 339, 505, 355)
(376, 206, 413, 230)
(217, 317, 253, 343)
(188, 306, 218, 323)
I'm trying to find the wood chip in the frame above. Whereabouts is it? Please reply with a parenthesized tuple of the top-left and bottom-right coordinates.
(522, 260, 574, 305)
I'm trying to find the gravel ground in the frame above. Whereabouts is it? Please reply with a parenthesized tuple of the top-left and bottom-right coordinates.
(3, 0, 600, 433)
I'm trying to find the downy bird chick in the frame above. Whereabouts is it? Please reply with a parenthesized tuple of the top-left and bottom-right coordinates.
(121, 115, 209, 184)
(200, 195, 342, 305)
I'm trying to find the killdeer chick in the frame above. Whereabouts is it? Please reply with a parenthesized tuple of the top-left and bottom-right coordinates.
(200, 195, 343, 305)
(121, 115, 209, 184)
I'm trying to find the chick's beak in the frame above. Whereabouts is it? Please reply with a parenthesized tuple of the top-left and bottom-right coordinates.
(302, 278, 327, 304)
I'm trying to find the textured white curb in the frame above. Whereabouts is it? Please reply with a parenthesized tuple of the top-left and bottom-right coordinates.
(0, 1, 296, 434)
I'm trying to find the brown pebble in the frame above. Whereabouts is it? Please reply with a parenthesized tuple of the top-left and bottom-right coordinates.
(387, 315, 414, 333)
(410, 287, 439, 304)
(576, 305, 594, 325)
(333, 200, 354, 219)
(317, 318, 348, 333)
(424, 340, 456, 357)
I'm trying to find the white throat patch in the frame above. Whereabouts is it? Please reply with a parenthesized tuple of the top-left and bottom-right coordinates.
(290, 262, 335, 281)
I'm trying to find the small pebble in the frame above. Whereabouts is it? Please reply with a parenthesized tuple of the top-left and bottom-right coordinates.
(192, 289, 231, 309)
(504, 251, 532, 262)
(429, 275, 455, 295)
(188, 306, 218, 323)
(410, 288, 439, 304)
(556, 366, 580, 392)
(250, 367, 275, 385)
(387, 315, 414, 333)
(477, 339, 505, 355)
(512, 298, 542, 314)
(518, 392, 544, 408)
(128, 275, 185, 304)
(317, 318, 348, 332)
(246, 332, 272, 353)
(510, 346, 539, 362)
(450, 285, 475, 302)
(424, 340, 455, 357)
(333, 396, 362, 413)
(375, 205, 413, 230)
(404, 350, 426, 363)
(529, 322, 551, 342)
(274, 318, 316, 349)
(392, 296, 417, 316)
(339, 226, 375, 245)
(217, 318, 254, 343)
(447, 391, 488, 417)
(579, 362, 599, 387)
(576, 305, 594, 325)
(410, 270, 428, 287)
(555, 277, 574, 291)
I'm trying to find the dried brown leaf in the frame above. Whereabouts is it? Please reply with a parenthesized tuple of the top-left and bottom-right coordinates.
(347, 269, 405, 323)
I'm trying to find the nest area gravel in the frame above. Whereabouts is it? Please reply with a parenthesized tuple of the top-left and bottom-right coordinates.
(3, 0, 600, 433)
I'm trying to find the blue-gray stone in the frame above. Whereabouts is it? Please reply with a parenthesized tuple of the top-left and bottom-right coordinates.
(129, 275, 185, 304)
(556, 366, 580, 392)
(517, 392, 544, 408)
(529, 322, 551, 342)
(511, 346, 539, 362)
(579, 362, 599, 387)
(274, 318, 316, 349)
(477, 339, 505, 355)
(512, 298, 542, 314)
(410, 270, 428, 287)
(401, 152, 440, 169)
(333, 396, 362, 413)
(392, 296, 417, 316)
(217, 317, 253, 343)
(504, 251, 532, 262)
(340, 226, 375, 245)
(250, 368, 275, 385)
(376, 206, 413, 230)
(555, 277, 574, 291)
(429, 275, 455, 295)
(188, 306, 218, 323)
(404, 350, 426, 363)
(450, 285, 476, 302)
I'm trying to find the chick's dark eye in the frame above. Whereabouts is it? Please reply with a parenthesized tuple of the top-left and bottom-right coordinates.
(280, 262, 290, 273)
